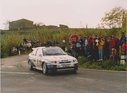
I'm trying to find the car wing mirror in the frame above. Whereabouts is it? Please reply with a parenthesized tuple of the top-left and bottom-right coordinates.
(65, 52, 69, 55)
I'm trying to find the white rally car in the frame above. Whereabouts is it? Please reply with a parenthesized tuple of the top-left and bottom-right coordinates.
(28, 46, 78, 75)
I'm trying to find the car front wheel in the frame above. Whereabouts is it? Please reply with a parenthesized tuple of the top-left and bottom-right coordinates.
(73, 69, 77, 74)
(42, 63, 48, 75)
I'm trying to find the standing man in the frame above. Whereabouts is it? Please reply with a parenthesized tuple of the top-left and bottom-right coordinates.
(97, 37, 105, 61)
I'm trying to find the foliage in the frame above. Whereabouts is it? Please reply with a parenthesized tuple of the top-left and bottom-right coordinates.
(1, 31, 22, 57)
(101, 7, 127, 29)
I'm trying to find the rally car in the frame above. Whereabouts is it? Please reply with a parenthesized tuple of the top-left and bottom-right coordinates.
(28, 46, 78, 75)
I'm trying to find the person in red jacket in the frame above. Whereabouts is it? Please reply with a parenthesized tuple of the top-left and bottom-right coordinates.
(109, 35, 117, 55)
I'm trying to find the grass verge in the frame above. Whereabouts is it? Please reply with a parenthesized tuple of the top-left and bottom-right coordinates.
(78, 56, 127, 71)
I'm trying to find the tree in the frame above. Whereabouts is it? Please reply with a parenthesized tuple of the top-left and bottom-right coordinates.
(101, 7, 127, 29)
(59, 24, 69, 29)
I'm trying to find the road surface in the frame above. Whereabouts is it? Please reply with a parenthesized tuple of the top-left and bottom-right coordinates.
(1, 55, 127, 93)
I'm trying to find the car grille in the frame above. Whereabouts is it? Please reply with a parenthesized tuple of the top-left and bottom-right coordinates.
(59, 61, 71, 64)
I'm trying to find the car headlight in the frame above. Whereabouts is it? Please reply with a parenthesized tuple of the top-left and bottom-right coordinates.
(73, 59, 77, 62)
(47, 61, 57, 65)
(51, 61, 57, 64)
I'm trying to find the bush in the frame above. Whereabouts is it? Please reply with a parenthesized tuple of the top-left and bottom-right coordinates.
(111, 65, 127, 71)
(98, 60, 114, 70)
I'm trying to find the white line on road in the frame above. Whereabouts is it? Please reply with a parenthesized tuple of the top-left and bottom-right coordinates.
(1, 71, 35, 75)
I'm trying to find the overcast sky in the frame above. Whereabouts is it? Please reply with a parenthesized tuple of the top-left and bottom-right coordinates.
(0, 0, 127, 29)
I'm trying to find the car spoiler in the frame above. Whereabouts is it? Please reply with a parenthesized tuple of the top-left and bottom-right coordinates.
(32, 48, 37, 51)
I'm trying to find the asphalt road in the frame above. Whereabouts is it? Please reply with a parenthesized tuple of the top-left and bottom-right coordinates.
(1, 55, 127, 93)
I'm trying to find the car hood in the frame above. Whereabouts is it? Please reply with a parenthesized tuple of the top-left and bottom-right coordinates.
(42, 55, 76, 62)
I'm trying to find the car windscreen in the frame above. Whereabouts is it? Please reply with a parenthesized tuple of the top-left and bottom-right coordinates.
(43, 47, 66, 56)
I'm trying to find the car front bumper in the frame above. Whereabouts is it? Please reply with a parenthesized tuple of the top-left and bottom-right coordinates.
(47, 63, 78, 73)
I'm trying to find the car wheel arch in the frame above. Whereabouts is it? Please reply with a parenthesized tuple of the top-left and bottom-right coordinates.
(41, 61, 45, 67)
(28, 59, 34, 70)
(42, 62, 49, 75)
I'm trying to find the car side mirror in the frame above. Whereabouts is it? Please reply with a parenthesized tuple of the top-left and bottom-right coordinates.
(65, 52, 72, 56)
(65, 52, 69, 55)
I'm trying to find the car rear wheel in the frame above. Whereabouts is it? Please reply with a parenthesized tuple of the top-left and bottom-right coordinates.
(28, 60, 34, 70)
(42, 63, 48, 75)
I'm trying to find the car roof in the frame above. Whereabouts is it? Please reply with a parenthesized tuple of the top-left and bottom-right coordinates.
(32, 46, 60, 50)
(40, 46, 60, 48)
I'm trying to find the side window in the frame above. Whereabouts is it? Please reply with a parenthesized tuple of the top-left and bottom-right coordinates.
(36, 48, 42, 56)
(31, 49, 37, 56)
(35, 49, 38, 56)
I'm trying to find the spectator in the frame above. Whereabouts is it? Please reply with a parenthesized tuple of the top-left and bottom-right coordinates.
(92, 36, 99, 61)
(97, 37, 105, 61)
(103, 37, 110, 60)
(87, 36, 94, 59)
(109, 35, 117, 55)
(75, 40, 82, 57)
(110, 48, 119, 64)
(119, 32, 126, 54)
(83, 36, 88, 57)
(71, 41, 77, 58)
(119, 32, 126, 45)
(23, 38, 28, 44)
(61, 40, 66, 51)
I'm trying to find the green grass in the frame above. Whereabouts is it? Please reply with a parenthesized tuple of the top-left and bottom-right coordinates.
(78, 56, 127, 71)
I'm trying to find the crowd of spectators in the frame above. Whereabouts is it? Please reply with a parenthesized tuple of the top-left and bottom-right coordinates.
(67, 32, 126, 64)
(10, 32, 126, 64)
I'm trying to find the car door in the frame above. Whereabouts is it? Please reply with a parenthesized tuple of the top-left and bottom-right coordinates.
(35, 48, 43, 68)
(29, 48, 38, 65)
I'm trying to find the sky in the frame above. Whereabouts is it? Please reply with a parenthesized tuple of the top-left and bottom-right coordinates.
(0, 0, 127, 29)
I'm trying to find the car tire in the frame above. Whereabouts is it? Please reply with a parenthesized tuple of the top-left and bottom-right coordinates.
(28, 60, 34, 70)
(73, 70, 77, 74)
(73, 67, 78, 74)
(42, 63, 48, 75)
